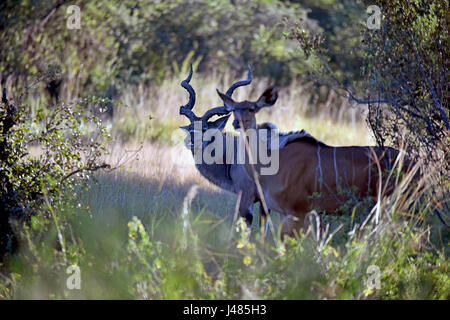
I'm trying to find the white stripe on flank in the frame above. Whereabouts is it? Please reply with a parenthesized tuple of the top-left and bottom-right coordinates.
(317, 143, 323, 191)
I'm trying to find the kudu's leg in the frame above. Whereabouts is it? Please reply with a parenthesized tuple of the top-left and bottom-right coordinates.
(239, 193, 255, 227)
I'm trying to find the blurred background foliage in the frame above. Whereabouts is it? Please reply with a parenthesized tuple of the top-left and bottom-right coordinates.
(0, 0, 369, 100)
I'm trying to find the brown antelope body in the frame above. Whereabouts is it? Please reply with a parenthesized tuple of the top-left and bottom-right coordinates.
(217, 86, 407, 237)
(252, 139, 400, 235)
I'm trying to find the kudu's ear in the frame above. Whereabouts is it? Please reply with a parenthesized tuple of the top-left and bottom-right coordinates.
(255, 86, 278, 110)
(216, 89, 236, 112)
(208, 114, 230, 131)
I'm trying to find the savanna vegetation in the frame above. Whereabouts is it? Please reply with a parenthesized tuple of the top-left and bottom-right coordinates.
(0, 0, 448, 299)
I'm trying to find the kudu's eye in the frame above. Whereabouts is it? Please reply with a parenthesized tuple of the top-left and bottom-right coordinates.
(249, 108, 255, 113)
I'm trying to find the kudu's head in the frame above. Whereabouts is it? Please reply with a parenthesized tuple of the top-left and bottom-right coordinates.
(216, 85, 278, 131)
(179, 65, 252, 152)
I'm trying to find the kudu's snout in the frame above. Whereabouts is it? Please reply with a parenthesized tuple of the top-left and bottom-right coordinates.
(232, 119, 240, 129)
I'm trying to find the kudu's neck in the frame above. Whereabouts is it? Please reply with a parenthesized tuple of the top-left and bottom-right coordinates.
(191, 133, 235, 193)
(238, 127, 269, 182)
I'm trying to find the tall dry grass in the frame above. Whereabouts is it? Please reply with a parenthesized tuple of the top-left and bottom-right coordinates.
(112, 70, 374, 146)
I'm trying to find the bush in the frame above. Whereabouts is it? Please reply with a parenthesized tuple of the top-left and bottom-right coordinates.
(0, 72, 110, 263)
(288, 0, 449, 173)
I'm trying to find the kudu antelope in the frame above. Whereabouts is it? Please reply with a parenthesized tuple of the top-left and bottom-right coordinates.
(217, 86, 408, 237)
(179, 66, 271, 228)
